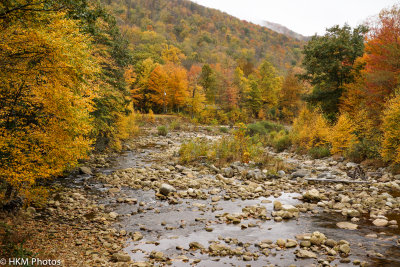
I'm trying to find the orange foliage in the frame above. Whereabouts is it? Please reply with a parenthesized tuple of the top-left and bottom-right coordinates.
(363, 5, 400, 113)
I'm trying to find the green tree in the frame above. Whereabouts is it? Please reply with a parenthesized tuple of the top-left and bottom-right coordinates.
(199, 64, 217, 103)
(301, 24, 367, 121)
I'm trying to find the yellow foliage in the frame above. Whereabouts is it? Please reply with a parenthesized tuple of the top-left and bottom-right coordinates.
(147, 109, 156, 123)
(0, 11, 97, 195)
(112, 107, 139, 151)
(329, 113, 357, 155)
(291, 108, 330, 150)
(381, 93, 400, 163)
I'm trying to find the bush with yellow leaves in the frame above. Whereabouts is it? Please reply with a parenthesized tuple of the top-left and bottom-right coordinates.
(381, 93, 400, 163)
(329, 113, 357, 155)
(111, 107, 140, 151)
(291, 108, 330, 151)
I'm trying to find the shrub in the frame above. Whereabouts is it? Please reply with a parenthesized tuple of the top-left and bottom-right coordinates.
(346, 138, 380, 163)
(219, 127, 229, 133)
(291, 108, 330, 150)
(247, 123, 268, 136)
(247, 121, 286, 136)
(169, 119, 181, 131)
(179, 124, 265, 166)
(112, 108, 140, 151)
(147, 109, 155, 123)
(179, 138, 209, 163)
(308, 146, 331, 159)
(381, 93, 400, 163)
(270, 130, 292, 152)
(157, 126, 168, 136)
(329, 113, 357, 155)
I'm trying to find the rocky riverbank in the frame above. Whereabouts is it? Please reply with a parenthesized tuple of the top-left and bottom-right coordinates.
(2, 124, 400, 266)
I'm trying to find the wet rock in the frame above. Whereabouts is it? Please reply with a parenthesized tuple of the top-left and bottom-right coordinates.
(149, 251, 165, 260)
(325, 239, 337, 248)
(276, 239, 286, 247)
(159, 183, 176, 196)
(336, 222, 358, 230)
(209, 243, 227, 253)
(189, 242, 204, 250)
(344, 209, 360, 218)
(132, 232, 143, 241)
(242, 255, 252, 261)
(303, 189, 321, 201)
(285, 239, 297, 248)
(339, 243, 351, 254)
(296, 249, 317, 258)
(300, 241, 311, 247)
(281, 204, 299, 213)
(372, 219, 388, 227)
(112, 253, 131, 262)
(310, 231, 326, 245)
(273, 201, 282, 211)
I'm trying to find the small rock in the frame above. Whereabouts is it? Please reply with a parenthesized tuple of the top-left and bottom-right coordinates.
(112, 253, 131, 262)
(372, 219, 388, 227)
(337, 222, 358, 230)
(79, 166, 92, 175)
(109, 212, 118, 219)
(132, 231, 143, 241)
(273, 201, 282, 211)
(285, 239, 297, 248)
(189, 242, 204, 250)
(339, 244, 351, 254)
(159, 184, 176, 196)
(26, 207, 36, 216)
(310, 231, 326, 245)
(303, 189, 320, 201)
(296, 249, 317, 258)
(291, 170, 308, 178)
(276, 239, 286, 247)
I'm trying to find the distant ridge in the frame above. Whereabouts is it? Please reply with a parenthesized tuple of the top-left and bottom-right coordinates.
(259, 20, 311, 41)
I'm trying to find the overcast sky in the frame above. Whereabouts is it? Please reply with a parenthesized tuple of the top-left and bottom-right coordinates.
(192, 0, 399, 36)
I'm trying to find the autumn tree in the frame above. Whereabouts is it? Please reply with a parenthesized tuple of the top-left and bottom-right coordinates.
(187, 65, 206, 116)
(279, 69, 304, 121)
(363, 5, 400, 114)
(258, 58, 282, 112)
(148, 65, 168, 112)
(0, 6, 97, 199)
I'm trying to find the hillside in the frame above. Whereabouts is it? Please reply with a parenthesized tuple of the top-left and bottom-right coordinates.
(103, 0, 304, 73)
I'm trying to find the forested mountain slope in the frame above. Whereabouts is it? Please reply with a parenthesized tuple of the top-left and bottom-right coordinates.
(103, 0, 304, 73)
